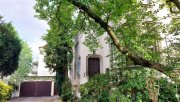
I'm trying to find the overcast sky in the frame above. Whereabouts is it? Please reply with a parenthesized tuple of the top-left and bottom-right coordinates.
(0, 0, 48, 61)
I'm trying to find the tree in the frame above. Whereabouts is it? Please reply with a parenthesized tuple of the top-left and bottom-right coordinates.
(34, 0, 179, 75)
(8, 41, 32, 85)
(0, 16, 21, 77)
(43, 44, 72, 96)
(35, 2, 74, 97)
(44, 17, 74, 96)
(34, 0, 179, 101)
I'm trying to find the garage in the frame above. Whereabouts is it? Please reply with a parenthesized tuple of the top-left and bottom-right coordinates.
(20, 81, 52, 97)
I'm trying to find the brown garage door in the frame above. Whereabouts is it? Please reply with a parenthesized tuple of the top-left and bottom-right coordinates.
(20, 81, 52, 97)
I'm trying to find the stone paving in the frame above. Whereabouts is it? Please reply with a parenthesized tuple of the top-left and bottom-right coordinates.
(9, 96, 62, 102)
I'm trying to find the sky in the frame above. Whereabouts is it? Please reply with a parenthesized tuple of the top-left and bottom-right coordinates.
(0, 0, 48, 61)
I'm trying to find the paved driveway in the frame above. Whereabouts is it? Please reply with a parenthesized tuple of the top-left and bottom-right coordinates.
(9, 96, 62, 102)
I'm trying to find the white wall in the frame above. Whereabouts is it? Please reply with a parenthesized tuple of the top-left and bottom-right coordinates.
(37, 47, 55, 76)
(71, 33, 110, 85)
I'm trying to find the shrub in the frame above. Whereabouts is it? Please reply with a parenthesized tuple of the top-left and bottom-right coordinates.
(109, 89, 131, 102)
(79, 69, 180, 102)
(80, 73, 110, 102)
(0, 81, 13, 101)
(158, 78, 180, 102)
(61, 78, 73, 101)
(80, 70, 150, 102)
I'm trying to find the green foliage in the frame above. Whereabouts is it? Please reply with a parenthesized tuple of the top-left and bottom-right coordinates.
(0, 81, 13, 102)
(110, 46, 179, 101)
(114, 69, 151, 101)
(80, 73, 110, 101)
(8, 41, 32, 86)
(55, 70, 64, 96)
(158, 78, 180, 102)
(83, 31, 102, 52)
(34, 0, 74, 97)
(34, 0, 180, 101)
(109, 90, 131, 102)
(34, 0, 180, 73)
(79, 71, 149, 101)
(0, 16, 21, 77)
(80, 69, 180, 101)
(35, 0, 74, 71)
(61, 78, 73, 101)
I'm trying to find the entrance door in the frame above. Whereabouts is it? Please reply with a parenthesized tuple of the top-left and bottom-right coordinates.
(88, 58, 100, 77)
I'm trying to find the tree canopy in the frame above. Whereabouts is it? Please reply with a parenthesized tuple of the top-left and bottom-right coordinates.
(0, 16, 21, 77)
(34, 0, 180, 101)
(34, 0, 179, 75)
(9, 41, 32, 85)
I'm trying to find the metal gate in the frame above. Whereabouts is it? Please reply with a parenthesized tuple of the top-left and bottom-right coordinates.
(20, 81, 52, 97)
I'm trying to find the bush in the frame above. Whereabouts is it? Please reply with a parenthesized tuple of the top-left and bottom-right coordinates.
(79, 69, 180, 102)
(158, 78, 180, 102)
(109, 89, 131, 102)
(0, 81, 13, 101)
(80, 70, 150, 102)
(80, 73, 110, 102)
(61, 78, 73, 101)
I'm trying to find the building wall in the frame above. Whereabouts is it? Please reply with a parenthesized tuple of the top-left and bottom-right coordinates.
(37, 47, 55, 76)
(71, 33, 110, 85)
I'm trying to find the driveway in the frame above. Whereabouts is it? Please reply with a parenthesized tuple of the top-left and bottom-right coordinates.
(9, 96, 62, 102)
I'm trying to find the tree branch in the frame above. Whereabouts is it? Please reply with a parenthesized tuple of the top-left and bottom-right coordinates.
(67, 0, 167, 73)
(170, 0, 180, 11)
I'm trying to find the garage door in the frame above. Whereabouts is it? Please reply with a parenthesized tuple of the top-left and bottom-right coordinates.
(20, 81, 52, 97)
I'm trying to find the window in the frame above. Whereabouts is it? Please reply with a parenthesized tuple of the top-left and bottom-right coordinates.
(74, 42, 81, 78)
(77, 57, 81, 77)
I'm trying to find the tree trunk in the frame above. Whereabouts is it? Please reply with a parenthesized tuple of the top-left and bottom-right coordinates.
(55, 68, 64, 96)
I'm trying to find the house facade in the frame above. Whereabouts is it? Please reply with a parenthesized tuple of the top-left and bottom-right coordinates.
(38, 46, 55, 76)
(69, 0, 153, 86)
(69, 33, 111, 96)
(19, 0, 178, 97)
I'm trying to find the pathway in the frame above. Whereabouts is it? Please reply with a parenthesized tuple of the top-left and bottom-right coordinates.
(9, 96, 62, 102)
